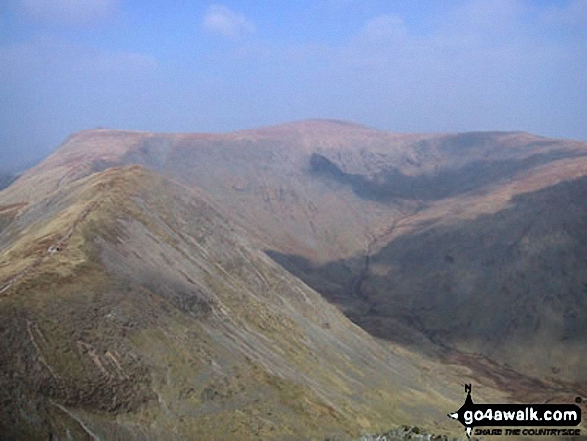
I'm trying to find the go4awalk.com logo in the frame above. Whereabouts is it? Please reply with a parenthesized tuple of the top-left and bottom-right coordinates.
(448, 385, 582, 438)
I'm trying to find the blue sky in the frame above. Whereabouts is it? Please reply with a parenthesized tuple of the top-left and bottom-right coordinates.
(1, 0, 586, 170)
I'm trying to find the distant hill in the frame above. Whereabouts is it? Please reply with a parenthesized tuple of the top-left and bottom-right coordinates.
(0, 172, 15, 190)
(2, 119, 587, 438)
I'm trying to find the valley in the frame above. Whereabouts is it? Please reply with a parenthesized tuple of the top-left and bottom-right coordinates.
(1, 120, 586, 440)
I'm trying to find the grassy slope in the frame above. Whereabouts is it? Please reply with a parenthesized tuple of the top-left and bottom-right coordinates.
(0, 166, 470, 440)
(270, 164, 587, 389)
(3, 121, 587, 438)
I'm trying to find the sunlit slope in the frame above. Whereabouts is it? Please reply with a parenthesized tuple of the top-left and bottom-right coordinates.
(0, 122, 409, 262)
(9, 120, 586, 264)
(0, 166, 466, 440)
(264, 141, 587, 388)
(3, 119, 587, 401)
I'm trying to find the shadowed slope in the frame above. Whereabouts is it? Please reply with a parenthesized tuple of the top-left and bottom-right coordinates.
(269, 176, 587, 391)
(2, 120, 587, 439)
(0, 166, 468, 440)
(5, 121, 586, 264)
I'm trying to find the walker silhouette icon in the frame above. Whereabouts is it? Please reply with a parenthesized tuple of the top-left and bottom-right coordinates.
(448, 384, 475, 438)
(447, 383, 581, 438)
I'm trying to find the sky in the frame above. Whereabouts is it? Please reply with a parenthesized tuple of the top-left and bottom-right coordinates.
(1, 0, 586, 170)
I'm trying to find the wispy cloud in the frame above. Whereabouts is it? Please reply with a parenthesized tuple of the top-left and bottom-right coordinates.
(19, 0, 118, 25)
(203, 5, 256, 39)
(2, 0, 586, 166)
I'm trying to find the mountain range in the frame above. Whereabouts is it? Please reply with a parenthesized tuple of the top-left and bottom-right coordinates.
(1, 119, 586, 440)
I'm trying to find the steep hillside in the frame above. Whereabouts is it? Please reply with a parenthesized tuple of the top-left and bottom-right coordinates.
(4, 121, 586, 264)
(366, 176, 587, 380)
(0, 166, 468, 440)
(2, 119, 587, 438)
(274, 176, 587, 384)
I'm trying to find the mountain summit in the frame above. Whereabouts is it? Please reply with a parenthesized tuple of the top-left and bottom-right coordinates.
(2, 120, 586, 439)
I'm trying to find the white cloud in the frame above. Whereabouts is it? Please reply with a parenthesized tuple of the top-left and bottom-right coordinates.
(204, 5, 256, 39)
(19, 0, 118, 25)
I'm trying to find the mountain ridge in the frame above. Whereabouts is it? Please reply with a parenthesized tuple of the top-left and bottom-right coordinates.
(2, 120, 587, 439)
(0, 165, 474, 440)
